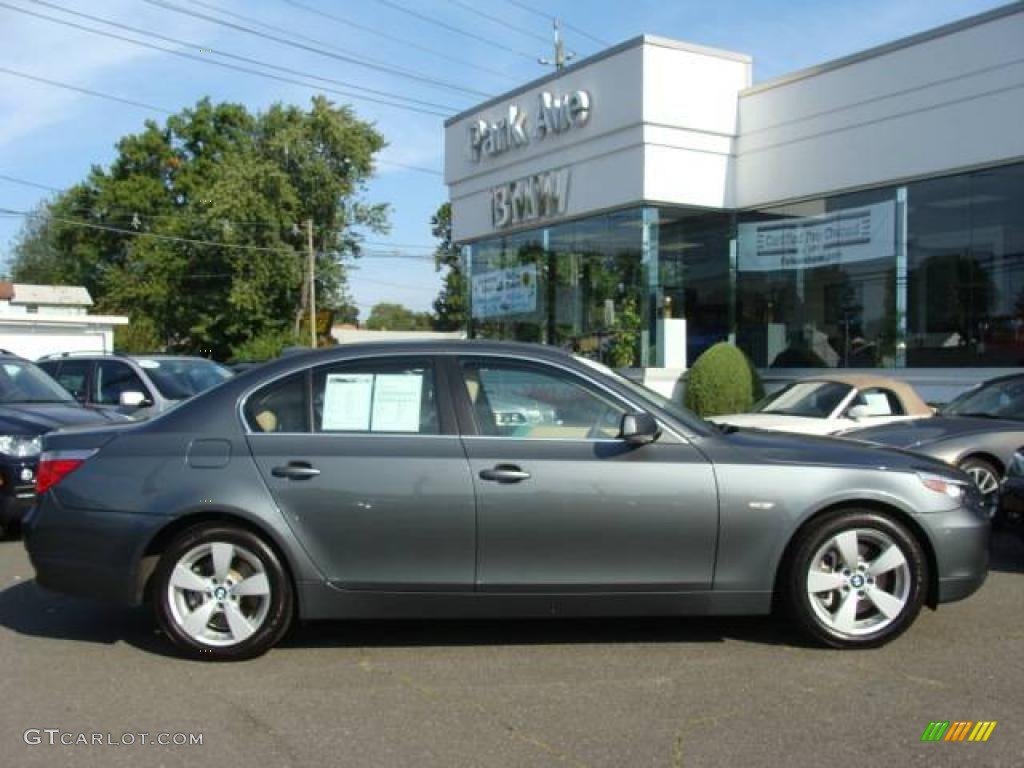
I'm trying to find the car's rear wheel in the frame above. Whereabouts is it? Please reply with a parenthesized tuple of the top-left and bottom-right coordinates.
(784, 510, 927, 648)
(153, 525, 294, 660)
(957, 457, 1001, 520)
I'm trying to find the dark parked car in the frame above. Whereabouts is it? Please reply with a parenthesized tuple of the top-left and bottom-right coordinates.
(0, 352, 128, 536)
(25, 342, 989, 659)
(38, 352, 234, 419)
(997, 450, 1024, 539)
(841, 373, 1024, 519)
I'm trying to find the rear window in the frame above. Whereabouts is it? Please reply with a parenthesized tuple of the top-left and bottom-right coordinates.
(138, 358, 233, 400)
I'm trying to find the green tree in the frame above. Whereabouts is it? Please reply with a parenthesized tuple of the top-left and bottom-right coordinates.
(365, 302, 433, 331)
(430, 202, 466, 331)
(9, 96, 387, 359)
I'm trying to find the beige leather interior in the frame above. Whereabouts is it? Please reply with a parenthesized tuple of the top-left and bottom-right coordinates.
(254, 410, 278, 433)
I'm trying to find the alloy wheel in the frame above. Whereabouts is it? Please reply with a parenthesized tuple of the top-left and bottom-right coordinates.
(166, 541, 272, 647)
(805, 528, 912, 637)
(962, 463, 1000, 518)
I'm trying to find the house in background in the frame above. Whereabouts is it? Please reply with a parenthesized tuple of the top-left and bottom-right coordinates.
(0, 282, 129, 360)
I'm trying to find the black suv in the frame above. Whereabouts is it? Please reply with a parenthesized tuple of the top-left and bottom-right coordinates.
(0, 352, 128, 536)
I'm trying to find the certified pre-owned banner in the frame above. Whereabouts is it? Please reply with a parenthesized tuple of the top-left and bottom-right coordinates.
(471, 264, 538, 319)
(737, 200, 895, 272)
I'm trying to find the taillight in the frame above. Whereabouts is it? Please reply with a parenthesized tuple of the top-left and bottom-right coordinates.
(35, 450, 97, 495)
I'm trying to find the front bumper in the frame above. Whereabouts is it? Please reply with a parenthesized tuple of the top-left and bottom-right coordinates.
(23, 491, 166, 606)
(917, 502, 990, 604)
(0, 458, 38, 527)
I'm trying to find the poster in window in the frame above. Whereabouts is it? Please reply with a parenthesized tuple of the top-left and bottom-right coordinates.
(322, 373, 373, 431)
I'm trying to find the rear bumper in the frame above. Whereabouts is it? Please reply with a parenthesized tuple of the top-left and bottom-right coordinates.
(23, 492, 165, 606)
(918, 503, 990, 605)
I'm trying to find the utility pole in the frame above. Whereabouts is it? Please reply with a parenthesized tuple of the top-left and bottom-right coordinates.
(538, 19, 575, 71)
(307, 217, 316, 349)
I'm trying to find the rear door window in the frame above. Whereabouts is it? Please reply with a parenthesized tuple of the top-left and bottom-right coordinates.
(313, 359, 440, 435)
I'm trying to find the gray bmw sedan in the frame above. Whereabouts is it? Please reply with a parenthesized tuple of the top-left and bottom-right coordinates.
(23, 342, 989, 659)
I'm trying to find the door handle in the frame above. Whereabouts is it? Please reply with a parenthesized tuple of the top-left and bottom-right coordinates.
(479, 464, 531, 483)
(271, 463, 321, 480)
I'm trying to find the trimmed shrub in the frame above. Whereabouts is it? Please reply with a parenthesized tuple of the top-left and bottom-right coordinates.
(684, 342, 764, 417)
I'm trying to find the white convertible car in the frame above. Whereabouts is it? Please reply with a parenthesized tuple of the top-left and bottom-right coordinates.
(710, 374, 934, 436)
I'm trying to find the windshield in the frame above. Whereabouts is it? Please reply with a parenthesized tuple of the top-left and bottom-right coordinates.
(137, 358, 233, 400)
(941, 377, 1024, 421)
(0, 360, 75, 404)
(572, 356, 709, 433)
(751, 381, 853, 418)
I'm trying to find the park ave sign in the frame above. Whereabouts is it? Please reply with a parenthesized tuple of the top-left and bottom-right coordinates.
(469, 90, 591, 162)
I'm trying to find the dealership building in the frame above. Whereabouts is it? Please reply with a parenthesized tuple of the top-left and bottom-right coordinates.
(444, 2, 1024, 397)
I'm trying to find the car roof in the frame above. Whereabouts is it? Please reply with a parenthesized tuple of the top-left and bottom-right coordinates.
(796, 373, 932, 415)
(273, 339, 577, 360)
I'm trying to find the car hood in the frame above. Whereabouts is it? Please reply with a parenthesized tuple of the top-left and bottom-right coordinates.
(713, 425, 959, 475)
(839, 415, 1024, 448)
(0, 403, 128, 435)
(710, 413, 838, 435)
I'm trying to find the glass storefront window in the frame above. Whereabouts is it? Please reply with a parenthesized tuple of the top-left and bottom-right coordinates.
(656, 209, 732, 364)
(736, 187, 899, 369)
(906, 163, 1024, 367)
(462, 160, 1024, 372)
(468, 208, 647, 367)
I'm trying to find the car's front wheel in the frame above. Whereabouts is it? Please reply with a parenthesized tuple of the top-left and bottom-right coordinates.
(153, 524, 294, 660)
(784, 510, 927, 648)
(957, 456, 1001, 520)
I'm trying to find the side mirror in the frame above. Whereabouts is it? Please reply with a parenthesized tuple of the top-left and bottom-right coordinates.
(848, 404, 869, 420)
(619, 412, 661, 445)
(119, 391, 150, 408)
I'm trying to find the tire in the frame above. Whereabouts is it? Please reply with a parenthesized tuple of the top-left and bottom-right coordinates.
(783, 509, 927, 649)
(957, 457, 1001, 522)
(152, 525, 294, 660)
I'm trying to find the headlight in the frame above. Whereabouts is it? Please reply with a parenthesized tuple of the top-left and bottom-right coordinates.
(0, 435, 42, 458)
(917, 471, 968, 499)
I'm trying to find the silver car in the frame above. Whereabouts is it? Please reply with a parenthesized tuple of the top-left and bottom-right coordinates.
(24, 342, 988, 660)
(38, 352, 233, 419)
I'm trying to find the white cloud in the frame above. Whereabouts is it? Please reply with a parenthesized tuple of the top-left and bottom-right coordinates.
(0, 0, 202, 150)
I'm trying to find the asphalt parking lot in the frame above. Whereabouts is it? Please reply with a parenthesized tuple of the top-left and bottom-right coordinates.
(0, 534, 1021, 768)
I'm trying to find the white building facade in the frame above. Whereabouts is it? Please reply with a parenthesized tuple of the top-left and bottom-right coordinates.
(0, 283, 128, 360)
(444, 2, 1024, 397)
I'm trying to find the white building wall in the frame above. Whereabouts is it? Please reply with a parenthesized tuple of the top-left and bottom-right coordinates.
(444, 37, 750, 242)
(735, 5, 1024, 208)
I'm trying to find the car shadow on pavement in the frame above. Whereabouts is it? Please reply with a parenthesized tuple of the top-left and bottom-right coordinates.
(0, 579, 169, 654)
(0, 574, 811, 656)
(279, 614, 811, 652)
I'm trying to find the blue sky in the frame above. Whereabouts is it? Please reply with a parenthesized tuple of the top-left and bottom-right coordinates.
(0, 0, 1009, 319)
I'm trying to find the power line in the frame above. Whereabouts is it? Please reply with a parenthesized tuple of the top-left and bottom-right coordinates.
(504, 0, 611, 49)
(441, 0, 549, 46)
(4, 1, 455, 116)
(0, 171, 443, 237)
(0, 65, 173, 114)
(269, 0, 519, 85)
(368, 0, 538, 61)
(0, 207, 438, 260)
(139, 0, 491, 99)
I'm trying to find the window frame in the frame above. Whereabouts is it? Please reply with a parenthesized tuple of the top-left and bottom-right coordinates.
(450, 355, 639, 442)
